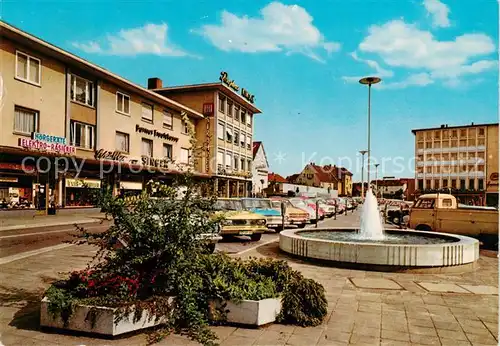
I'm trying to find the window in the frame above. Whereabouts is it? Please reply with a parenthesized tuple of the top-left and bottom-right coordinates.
(442, 141, 449, 148)
(468, 138, 476, 146)
(426, 179, 431, 188)
(116, 92, 130, 115)
(451, 179, 457, 188)
(415, 199, 435, 209)
(16, 51, 41, 85)
(247, 159, 252, 171)
(241, 109, 246, 124)
(240, 158, 245, 171)
(459, 139, 466, 146)
(233, 155, 239, 170)
(442, 199, 453, 207)
(434, 130, 441, 139)
(219, 94, 226, 113)
(478, 179, 484, 190)
(180, 148, 190, 164)
(217, 151, 224, 166)
(141, 103, 153, 122)
(434, 180, 440, 189)
(425, 142, 432, 149)
(182, 120, 189, 134)
(71, 75, 94, 107)
(460, 129, 466, 137)
(443, 130, 449, 138)
(70, 121, 95, 149)
(217, 122, 225, 140)
(246, 135, 251, 149)
(460, 179, 466, 190)
(115, 131, 129, 153)
(451, 130, 457, 138)
(417, 132, 424, 141)
(14, 106, 38, 134)
(225, 152, 232, 169)
(246, 113, 252, 127)
(418, 180, 423, 190)
(417, 142, 424, 149)
(234, 129, 239, 145)
(469, 128, 477, 137)
(163, 111, 173, 130)
(417, 155, 424, 161)
(478, 128, 485, 136)
(227, 101, 233, 117)
(451, 139, 457, 147)
(234, 105, 240, 121)
(226, 126, 233, 142)
(141, 138, 153, 157)
(478, 138, 485, 146)
(163, 144, 172, 159)
(468, 179, 475, 190)
(240, 133, 246, 147)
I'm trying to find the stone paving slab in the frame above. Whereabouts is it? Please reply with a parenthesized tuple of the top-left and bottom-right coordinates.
(416, 282, 471, 294)
(459, 284, 499, 295)
(350, 278, 403, 290)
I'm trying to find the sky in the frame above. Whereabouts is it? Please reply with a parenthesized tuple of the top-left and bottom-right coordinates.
(2, 0, 498, 181)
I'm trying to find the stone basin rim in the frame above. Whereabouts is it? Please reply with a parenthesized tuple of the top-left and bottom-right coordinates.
(284, 227, 479, 247)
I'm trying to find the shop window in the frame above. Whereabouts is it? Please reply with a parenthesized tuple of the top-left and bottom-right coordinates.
(227, 101, 233, 117)
(163, 144, 172, 159)
(71, 74, 94, 107)
(218, 94, 226, 113)
(234, 129, 240, 145)
(180, 148, 190, 164)
(163, 111, 173, 130)
(14, 106, 38, 134)
(141, 103, 153, 122)
(141, 138, 153, 157)
(16, 51, 41, 85)
(70, 120, 94, 149)
(478, 179, 484, 190)
(182, 120, 189, 134)
(217, 122, 225, 140)
(115, 131, 129, 153)
(116, 92, 130, 115)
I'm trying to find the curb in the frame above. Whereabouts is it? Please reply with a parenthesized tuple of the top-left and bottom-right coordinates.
(0, 218, 105, 232)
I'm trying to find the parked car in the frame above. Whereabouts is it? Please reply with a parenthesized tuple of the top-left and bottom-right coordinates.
(305, 200, 326, 220)
(215, 198, 267, 241)
(241, 198, 284, 232)
(289, 198, 318, 224)
(311, 198, 335, 217)
(270, 199, 308, 229)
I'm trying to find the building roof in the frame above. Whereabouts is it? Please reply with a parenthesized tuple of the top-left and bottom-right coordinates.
(268, 172, 287, 183)
(286, 174, 300, 183)
(153, 82, 262, 114)
(310, 164, 338, 183)
(253, 141, 262, 158)
(411, 122, 499, 134)
(0, 20, 204, 120)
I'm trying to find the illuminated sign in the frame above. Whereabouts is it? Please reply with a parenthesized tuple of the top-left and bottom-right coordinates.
(135, 125, 179, 142)
(32, 132, 67, 145)
(95, 149, 126, 162)
(219, 71, 255, 104)
(66, 178, 101, 189)
(141, 156, 170, 169)
(19, 137, 75, 155)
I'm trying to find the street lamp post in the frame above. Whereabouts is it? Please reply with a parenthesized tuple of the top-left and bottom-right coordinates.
(359, 77, 382, 193)
(374, 163, 380, 198)
(359, 150, 368, 198)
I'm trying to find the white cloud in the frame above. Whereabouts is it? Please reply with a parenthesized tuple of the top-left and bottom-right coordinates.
(423, 0, 451, 28)
(199, 2, 340, 61)
(350, 51, 394, 77)
(379, 73, 434, 89)
(72, 23, 191, 57)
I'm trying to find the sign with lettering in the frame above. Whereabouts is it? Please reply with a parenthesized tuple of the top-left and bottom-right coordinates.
(19, 137, 75, 155)
(219, 71, 255, 104)
(141, 156, 170, 169)
(490, 172, 498, 181)
(65, 178, 101, 189)
(203, 103, 214, 116)
(0, 177, 18, 183)
(32, 132, 67, 145)
(94, 149, 126, 162)
(135, 125, 179, 142)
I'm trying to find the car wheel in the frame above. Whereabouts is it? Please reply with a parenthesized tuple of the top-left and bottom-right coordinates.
(298, 223, 306, 229)
(250, 233, 262, 241)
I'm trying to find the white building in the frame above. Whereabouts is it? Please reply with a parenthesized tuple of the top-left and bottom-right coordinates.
(252, 142, 269, 196)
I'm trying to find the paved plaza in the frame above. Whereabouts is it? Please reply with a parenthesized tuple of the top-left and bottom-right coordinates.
(0, 212, 498, 345)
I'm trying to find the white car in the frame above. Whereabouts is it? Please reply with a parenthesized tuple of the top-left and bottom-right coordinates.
(289, 198, 317, 224)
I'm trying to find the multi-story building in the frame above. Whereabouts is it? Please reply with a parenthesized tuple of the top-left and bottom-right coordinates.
(412, 123, 499, 207)
(251, 141, 269, 197)
(151, 72, 262, 197)
(0, 21, 205, 209)
(292, 163, 353, 196)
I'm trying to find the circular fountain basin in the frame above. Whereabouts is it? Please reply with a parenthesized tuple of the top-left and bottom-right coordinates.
(279, 228, 479, 270)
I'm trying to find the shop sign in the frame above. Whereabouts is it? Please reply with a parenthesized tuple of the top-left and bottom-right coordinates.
(94, 149, 126, 162)
(120, 181, 143, 190)
(489, 172, 498, 185)
(32, 132, 67, 145)
(0, 163, 35, 171)
(219, 71, 255, 104)
(0, 177, 18, 183)
(19, 135, 75, 155)
(203, 103, 214, 116)
(141, 156, 170, 169)
(65, 178, 101, 189)
(136, 125, 179, 142)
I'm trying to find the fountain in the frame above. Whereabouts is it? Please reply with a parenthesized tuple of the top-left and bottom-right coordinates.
(279, 190, 480, 270)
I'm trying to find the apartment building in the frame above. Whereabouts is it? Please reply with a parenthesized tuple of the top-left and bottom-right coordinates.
(412, 122, 499, 206)
(151, 72, 261, 197)
(0, 21, 204, 209)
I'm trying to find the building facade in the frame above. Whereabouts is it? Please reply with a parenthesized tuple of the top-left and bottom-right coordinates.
(412, 123, 499, 206)
(0, 21, 205, 209)
(251, 141, 269, 197)
(151, 72, 262, 197)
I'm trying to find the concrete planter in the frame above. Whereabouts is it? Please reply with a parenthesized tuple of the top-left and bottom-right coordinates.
(210, 298, 282, 326)
(40, 297, 171, 336)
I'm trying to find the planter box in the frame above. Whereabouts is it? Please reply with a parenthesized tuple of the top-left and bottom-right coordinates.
(40, 297, 172, 336)
(211, 298, 282, 326)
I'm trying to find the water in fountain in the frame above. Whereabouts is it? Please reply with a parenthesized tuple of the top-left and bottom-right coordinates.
(359, 188, 385, 240)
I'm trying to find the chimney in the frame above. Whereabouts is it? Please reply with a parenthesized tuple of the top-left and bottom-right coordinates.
(148, 77, 163, 90)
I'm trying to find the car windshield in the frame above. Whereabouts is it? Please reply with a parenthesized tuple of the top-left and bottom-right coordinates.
(215, 199, 243, 211)
(271, 201, 281, 208)
(242, 199, 272, 209)
(290, 199, 307, 208)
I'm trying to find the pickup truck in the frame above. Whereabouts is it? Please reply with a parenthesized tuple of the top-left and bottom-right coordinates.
(408, 193, 498, 242)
